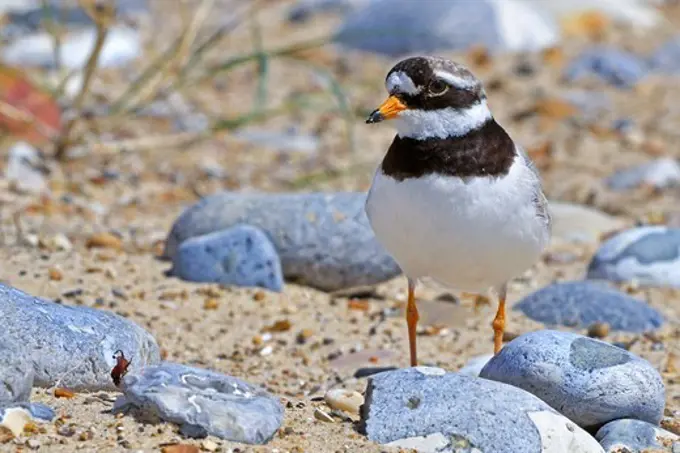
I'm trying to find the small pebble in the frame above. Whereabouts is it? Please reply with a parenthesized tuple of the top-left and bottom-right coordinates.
(26, 438, 40, 449)
(324, 389, 364, 415)
(314, 408, 335, 423)
(201, 439, 218, 451)
(86, 232, 123, 250)
(587, 322, 610, 338)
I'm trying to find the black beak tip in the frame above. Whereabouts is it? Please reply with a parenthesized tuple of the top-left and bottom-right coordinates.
(366, 109, 383, 124)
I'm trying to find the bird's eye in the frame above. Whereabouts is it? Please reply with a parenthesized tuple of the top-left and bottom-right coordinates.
(429, 80, 448, 95)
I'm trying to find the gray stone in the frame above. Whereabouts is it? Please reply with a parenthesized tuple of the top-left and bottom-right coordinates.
(0, 283, 160, 391)
(170, 225, 284, 292)
(586, 226, 680, 288)
(121, 362, 283, 445)
(0, 403, 55, 437)
(361, 367, 604, 453)
(596, 419, 679, 452)
(163, 192, 401, 291)
(650, 36, 680, 74)
(548, 201, 625, 245)
(606, 158, 680, 191)
(513, 281, 664, 332)
(334, 0, 558, 56)
(287, 0, 368, 22)
(0, 338, 34, 403)
(564, 47, 649, 88)
(6, 142, 47, 194)
(480, 330, 665, 430)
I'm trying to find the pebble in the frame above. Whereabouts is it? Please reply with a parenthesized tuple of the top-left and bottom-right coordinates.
(548, 201, 625, 245)
(595, 419, 679, 452)
(606, 157, 680, 191)
(6, 142, 47, 194)
(314, 408, 335, 423)
(650, 36, 680, 73)
(324, 388, 364, 414)
(480, 330, 665, 429)
(2, 26, 141, 69)
(361, 367, 604, 452)
(457, 354, 494, 377)
(335, 0, 558, 56)
(513, 281, 664, 332)
(0, 337, 34, 403)
(0, 403, 55, 437)
(586, 226, 680, 288)
(164, 192, 400, 292)
(0, 282, 160, 390)
(169, 225, 284, 292)
(121, 362, 283, 444)
(564, 47, 648, 88)
(287, 0, 367, 22)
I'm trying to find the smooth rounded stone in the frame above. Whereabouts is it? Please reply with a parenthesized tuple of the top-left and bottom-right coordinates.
(287, 0, 368, 22)
(2, 26, 140, 69)
(650, 36, 680, 73)
(169, 225, 284, 292)
(163, 192, 401, 292)
(121, 362, 283, 444)
(6, 142, 47, 194)
(596, 419, 679, 452)
(0, 403, 55, 437)
(480, 330, 665, 430)
(361, 367, 604, 453)
(548, 201, 625, 245)
(563, 47, 649, 88)
(0, 283, 160, 391)
(586, 226, 680, 288)
(458, 354, 494, 377)
(335, 0, 558, 56)
(606, 158, 680, 191)
(0, 338, 34, 403)
(324, 388, 364, 414)
(513, 281, 664, 332)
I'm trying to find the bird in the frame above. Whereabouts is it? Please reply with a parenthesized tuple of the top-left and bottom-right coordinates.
(364, 56, 551, 366)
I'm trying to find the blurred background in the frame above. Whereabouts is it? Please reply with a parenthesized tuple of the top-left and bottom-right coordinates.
(1, 0, 680, 241)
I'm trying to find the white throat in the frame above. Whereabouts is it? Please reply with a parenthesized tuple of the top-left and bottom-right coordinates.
(393, 100, 493, 140)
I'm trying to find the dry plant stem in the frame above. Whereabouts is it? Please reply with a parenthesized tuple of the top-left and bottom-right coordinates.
(40, 0, 63, 71)
(53, 6, 111, 160)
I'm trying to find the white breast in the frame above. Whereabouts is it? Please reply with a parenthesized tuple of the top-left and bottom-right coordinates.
(365, 153, 549, 292)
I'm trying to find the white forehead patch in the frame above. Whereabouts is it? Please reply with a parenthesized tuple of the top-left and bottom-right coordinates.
(386, 71, 421, 95)
(433, 70, 478, 90)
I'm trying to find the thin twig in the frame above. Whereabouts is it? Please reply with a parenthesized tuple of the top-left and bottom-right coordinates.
(53, 1, 114, 159)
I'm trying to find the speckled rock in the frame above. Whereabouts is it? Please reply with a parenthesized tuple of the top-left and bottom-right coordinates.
(361, 367, 604, 452)
(121, 362, 283, 444)
(513, 281, 664, 332)
(548, 201, 625, 244)
(564, 47, 648, 88)
(606, 157, 680, 191)
(0, 403, 55, 436)
(0, 283, 160, 391)
(586, 226, 680, 288)
(334, 0, 558, 56)
(169, 225, 284, 292)
(595, 419, 679, 452)
(480, 331, 665, 430)
(164, 192, 401, 291)
(0, 338, 33, 403)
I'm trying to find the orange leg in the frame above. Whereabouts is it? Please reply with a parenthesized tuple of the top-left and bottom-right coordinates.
(492, 285, 507, 355)
(406, 279, 419, 367)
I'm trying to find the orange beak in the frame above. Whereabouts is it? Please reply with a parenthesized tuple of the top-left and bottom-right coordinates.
(366, 95, 407, 124)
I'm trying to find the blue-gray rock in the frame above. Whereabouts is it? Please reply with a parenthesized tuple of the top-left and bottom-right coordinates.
(334, 0, 558, 56)
(164, 192, 401, 292)
(288, 0, 367, 22)
(513, 281, 664, 332)
(121, 362, 283, 445)
(596, 419, 679, 452)
(0, 338, 34, 403)
(564, 47, 648, 88)
(586, 226, 680, 288)
(650, 36, 680, 74)
(480, 330, 665, 429)
(170, 225, 284, 292)
(0, 403, 55, 436)
(606, 157, 680, 191)
(361, 367, 604, 452)
(0, 283, 160, 391)
(6, 141, 47, 194)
